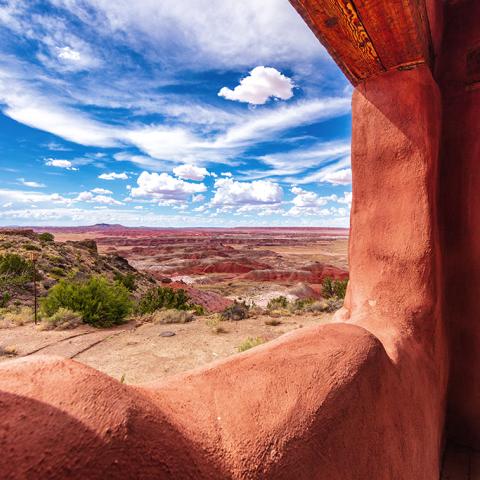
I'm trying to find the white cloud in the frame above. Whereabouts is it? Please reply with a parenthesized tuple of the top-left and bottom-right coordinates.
(91, 188, 113, 195)
(48, 0, 326, 70)
(130, 171, 206, 202)
(75, 191, 122, 205)
(321, 168, 352, 185)
(211, 178, 283, 206)
(219, 66, 294, 105)
(57, 46, 81, 61)
(93, 194, 123, 205)
(192, 194, 206, 203)
(98, 172, 129, 180)
(0, 189, 70, 205)
(173, 164, 210, 181)
(44, 158, 79, 170)
(17, 178, 45, 188)
(221, 172, 232, 177)
(287, 156, 352, 185)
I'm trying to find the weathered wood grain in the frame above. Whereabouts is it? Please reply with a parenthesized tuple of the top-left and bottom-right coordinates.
(289, 0, 432, 84)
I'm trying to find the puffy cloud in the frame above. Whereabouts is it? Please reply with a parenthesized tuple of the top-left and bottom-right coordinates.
(192, 194, 206, 203)
(130, 171, 206, 202)
(337, 191, 352, 206)
(285, 187, 351, 220)
(320, 168, 352, 185)
(57, 46, 81, 61)
(75, 191, 122, 205)
(90, 188, 113, 195)
(93, 195, 123, 205)
(17, 178, 45, 188)
(173, 164, 210, 181)
(44, 158, 78, 170)
(0, 189, 70, 205)
(98, 172, 129, 180)
(47, 0, 325, 70)
(218, 66, 294, 105)
(211, 178, 283, 206)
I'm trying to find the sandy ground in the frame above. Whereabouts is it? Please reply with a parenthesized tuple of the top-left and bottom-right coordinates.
(0, 312, 333, 384)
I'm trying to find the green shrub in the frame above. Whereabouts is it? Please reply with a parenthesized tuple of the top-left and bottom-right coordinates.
(322, 277, 348, 300)
(0, 253, 31, 286)
(24, 243, 41, 251)
(238, 337, 264, 352)
(221, 301, 249, 321)
(114, 272, 136, 292)
(0, 292, 10, 308)
(41, 276, 132, 327)
(40, 308, 82, 331)
(50, 266, 66, 278)
(39, 232, 55, 242)
(137, 287, 192, 314)
(0, 253, 30, 276)
(288, 298, 315, 313)
(267, 296, 289, 310)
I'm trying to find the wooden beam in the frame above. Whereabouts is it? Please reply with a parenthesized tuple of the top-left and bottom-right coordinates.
(289, 0, 433, 85)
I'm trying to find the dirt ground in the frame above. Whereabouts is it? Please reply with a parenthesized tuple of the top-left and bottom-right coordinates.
(0, 312, 333, 384)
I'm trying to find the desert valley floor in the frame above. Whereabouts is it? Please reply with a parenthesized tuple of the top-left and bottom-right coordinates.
(0, 226, 348, 384)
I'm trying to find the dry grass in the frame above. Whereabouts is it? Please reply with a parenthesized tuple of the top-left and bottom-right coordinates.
(238, 336, 265, 352)
(206, 316, 227, 334)
(265, 319, 282, 326)
(0, 306, 34, 328)
(0, 344, 17, 356)
(39, 308, 83, 331)
(137, 309, 195, 325)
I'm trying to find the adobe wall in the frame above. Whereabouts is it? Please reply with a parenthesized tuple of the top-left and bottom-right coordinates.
(0, 65, 449, 480)
(437, 0, 480, 448)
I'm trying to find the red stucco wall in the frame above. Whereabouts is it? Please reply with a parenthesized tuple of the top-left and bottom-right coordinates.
(438, 0, 480, 448)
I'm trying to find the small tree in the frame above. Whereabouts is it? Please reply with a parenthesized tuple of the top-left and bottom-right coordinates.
(137, 287, 192, 314)
(267, 296, 289, 310)
(39, 232, 55, 242)
(41, 276, 133, 327)
(114, 272, 136, 292)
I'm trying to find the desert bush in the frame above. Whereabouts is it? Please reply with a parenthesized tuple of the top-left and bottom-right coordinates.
(40, 308, 82, 331)
(39, 232, 55, 242)
(206, 316, 227, 334)
(137, 287, 192, 314)
(0, 253, 30, 276)
(50, 266, 66, 278)
(303, 298, 344, 313)
(322, 277, 348, 300)
(114, 272, 136, 292)
(136, 309, 194, 324)
(221, 301, 250, 321)
(154, 309, 194, 324)
(0, 345, 17, 356)
(266, 296, 289, 310)
(0, 306, 34, 327)
(288, 297, 315, 313)
(265, 319, 282, 326)
(24, 243, 41, 251)
(0, 292, 10, 308)
(41, 276, 132, 327)
(238, 336, 265, 352)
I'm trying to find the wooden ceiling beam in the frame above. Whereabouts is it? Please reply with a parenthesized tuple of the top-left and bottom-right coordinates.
(289, 0, 433, 85)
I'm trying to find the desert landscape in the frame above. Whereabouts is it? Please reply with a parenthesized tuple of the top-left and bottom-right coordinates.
(0, 225, 349, 383)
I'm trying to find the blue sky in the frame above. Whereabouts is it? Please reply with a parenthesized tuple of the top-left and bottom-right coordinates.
(0, 0, 352, 227)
